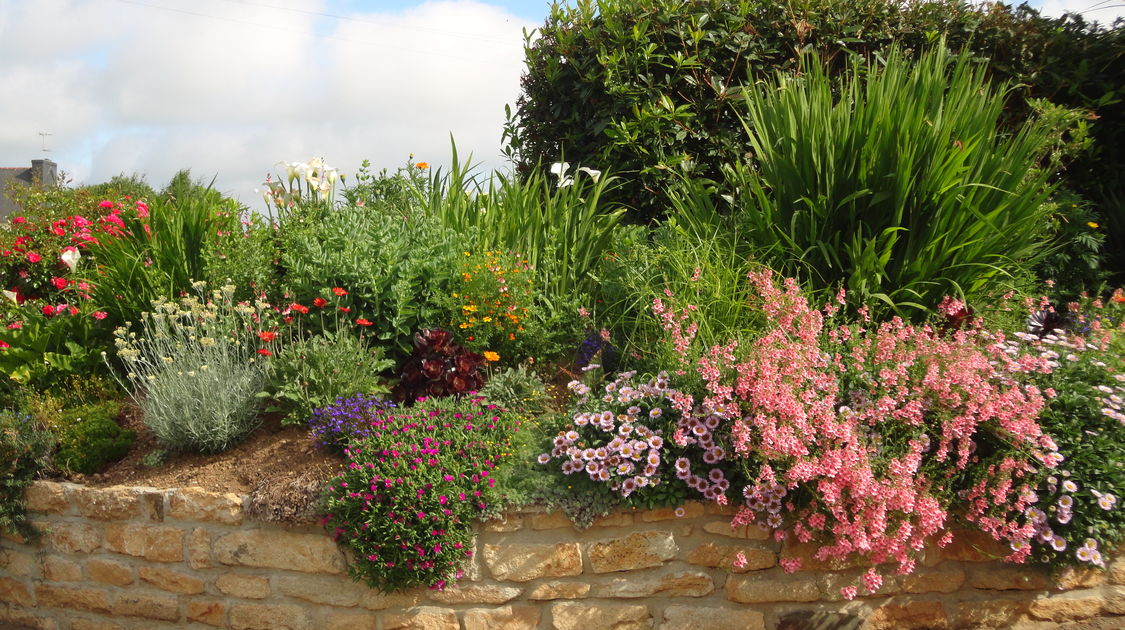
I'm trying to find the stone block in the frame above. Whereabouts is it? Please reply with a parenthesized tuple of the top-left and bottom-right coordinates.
(358, 589, 421, 611)
(277, 574, 366, 607)
(188, 526, 211, 569)
(462, 604, 541, 630)
(230, 602, 311, 630)
(35, 583, 111, 614)
(951, 599, 1030, 629)
(0, 576, 34, 606)
(0, 549, 36, 577)
(214, 530, 344, 574)
(529, 511, 574, 530)
(72, 486, 141, 521)
(46, 522, 101, 554)
(480, 514, 523, 532)
(776, 611, 862, 630)
(104, 523, 183, 562)
(901, 566, 965, 593)
(41, 555, 82, 581)
(725, 573, 819, 603)
(483, 542, 582, 582)
(86, 557, 133, 586)
(139, 565, 205, 594)
(590, 511, 635, 528)
(426, 583, 521, 604)
(862, 601, 947, 630)
(660, 605, 766, 630)
(111, 592, 180, 621)
(187, 599, 227, 627)
(592, 569, 713, 598)
(686, 542, 774, 572)
(168, 487, 244, 525)
(528, 581, 590, 600)
(68, 619, 124, 630)
(216, 573, 271, 599)
(967, 566, 1050, 591)
(641, 502, 705, 522)
(781, 541, 862, 572)
(324, 610, 379, 630)
(930, 529, 1006, 564)
(24, 482, 69, 514)
(818, 571, 899, 601)
(383, 606, 459, 630)
(550, 602, 651, 630)
(1054, 567, 1107, 590)
(0, 607, 57, 630)
(1028, 596, 1104, 622)
(588, 530, 676, 573)
(701, 520, 770, 540)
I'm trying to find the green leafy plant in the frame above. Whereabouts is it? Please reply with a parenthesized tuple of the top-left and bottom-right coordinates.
(693, 45, 1061, 315)
(0, 409, 53, 541)
(265, 329, 394, 427)
(321, 396, 513, 591)
(52, 400, 135, 475)
(110, 283, 277, 454)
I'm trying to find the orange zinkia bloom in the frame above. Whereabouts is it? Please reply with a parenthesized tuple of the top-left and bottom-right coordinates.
(332, 287, 348, 296)
(416, 162, 429, 169)
(355, 318, 373, 326)
(483, 351, 500, 362)
(258, 331, 277, 342)
(313, 297, 328, 308)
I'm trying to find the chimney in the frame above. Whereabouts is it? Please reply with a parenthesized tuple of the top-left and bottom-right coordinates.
(30, 159, 57, 187)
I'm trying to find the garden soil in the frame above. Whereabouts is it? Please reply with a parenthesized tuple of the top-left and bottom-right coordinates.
(60, 407, 339, 524)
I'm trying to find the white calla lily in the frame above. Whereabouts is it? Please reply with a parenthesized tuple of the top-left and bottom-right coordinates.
(60, 247, 81, 272)
(2, 289, 17, 304)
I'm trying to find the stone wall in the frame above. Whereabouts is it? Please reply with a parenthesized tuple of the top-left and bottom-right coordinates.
(1, 481, 1123, 630)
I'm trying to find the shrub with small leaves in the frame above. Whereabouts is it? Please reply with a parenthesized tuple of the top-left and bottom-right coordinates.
(53, 400, 135, 475)
(1, 409, 53, 541)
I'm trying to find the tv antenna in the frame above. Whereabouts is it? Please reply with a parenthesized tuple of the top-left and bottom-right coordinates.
(38, 131, 52, 153)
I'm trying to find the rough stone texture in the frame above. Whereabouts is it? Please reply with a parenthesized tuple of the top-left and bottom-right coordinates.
(725, 573, 820, 603)
(214, 530, 345, 574)
(382, 606, 460, 630)
(529, 511, 574, 530)
(41, 555, 82, 581)
(229, 602, 311, 630)
(660, 605, 766, 630)
(324, 610, 379, 630)
(46, 522, 101, 554)
(86, 557, 133, 586)
(818, 571, 900, 601)
(462, 604, 541, 630)
(686, 542, 774, 573)
(781, 541, 862, 572)
(138, 565, 205, 594)
(0, 549, 36, 577)
(1111, 560, 1125, 586)
(68, 619, 123, 630)
(187, 599, 227, 627)
(24, 482, 69, 514)
(483, 542, 582, 582)
(34, 584, 111, 614)
(1028, 596, 1104, 622)
(776, 611, 862, 630)
(481, 514, 523, 532)
(528, 581, 591, 600)
(592, 570, 714, 598)
(968, 566, 1050, 591)
(110, 592, 180, 621)
(0, 576, 35, 606)
(72, 487, 140, 521)
(930, 530, 1007, 564)
(104, 523, 183, 562)
(188, 526, 212, 569)
(641, 502, 705, 522)
(862, 601, 947, 630)
(951, 599, 1031, 629)
(359, 590, 422, 611)
(590, 511, 636, 528)
(700, 520, 770, 540)
(215, 573, 271, 599)
(901, 566, 966, 593)
(0, 606, 58, 630)
(1054, 567, 1107, 590)
(588, 531, 677, 573)
(426, 584, 522, 605)
(550, 602, 651, 630)
(276, 574, 366, 607)
(168, 487, 244, 525)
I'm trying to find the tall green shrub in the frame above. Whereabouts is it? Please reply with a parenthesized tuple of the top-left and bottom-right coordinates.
(693, 46, 1059, 314)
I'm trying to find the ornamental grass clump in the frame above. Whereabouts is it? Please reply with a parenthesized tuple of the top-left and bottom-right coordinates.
(321, 396, 512, 592)
(110, 282, 279, 454)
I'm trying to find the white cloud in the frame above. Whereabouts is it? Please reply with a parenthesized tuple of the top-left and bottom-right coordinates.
(0, 0, 536, 204)
(1031, 0, 1124, 25)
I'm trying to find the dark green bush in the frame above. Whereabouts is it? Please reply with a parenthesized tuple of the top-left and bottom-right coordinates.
(506, 0, 1124, 226)
(53, 401, 135, 475)
(1, 410, 54, 541)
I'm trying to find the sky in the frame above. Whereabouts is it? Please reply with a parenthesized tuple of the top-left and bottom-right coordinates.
(0, 0, 1120, 207)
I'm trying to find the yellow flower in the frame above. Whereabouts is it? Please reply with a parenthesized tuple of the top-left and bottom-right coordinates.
(483, 316, 492, 322)
(1088, 222, 1100, 229)
(483, 351, 500, 362)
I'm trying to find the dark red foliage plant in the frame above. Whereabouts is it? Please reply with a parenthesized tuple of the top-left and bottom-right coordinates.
(394, 329, 484, 401)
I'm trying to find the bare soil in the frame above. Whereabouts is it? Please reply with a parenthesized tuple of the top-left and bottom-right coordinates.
(55, 404, 340, 523)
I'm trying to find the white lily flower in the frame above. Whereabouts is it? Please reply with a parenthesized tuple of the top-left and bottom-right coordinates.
(60, 247, 80, 272)
(577, 166, 602, 182)
(550, 161, 574, 187)
(2, 289, 17, 303)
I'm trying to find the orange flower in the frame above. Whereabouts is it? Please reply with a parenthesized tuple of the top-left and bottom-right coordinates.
(258, 331, 277, 342)
(257, 348, 272, 356)
(416, 162, 429, 169)
(313, 297, 328, 308)
(289, 303, 309, 314)
(483, 351, 500, 362)
(332, 287, 348, 296)
(355, 318, 373, 326)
